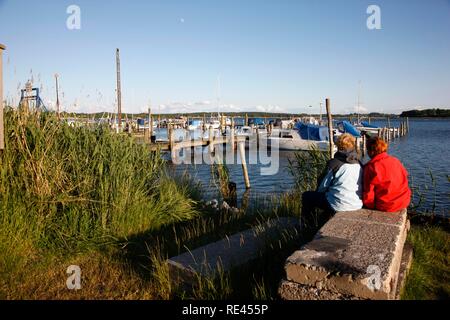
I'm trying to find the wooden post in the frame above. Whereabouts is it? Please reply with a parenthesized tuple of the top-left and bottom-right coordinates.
(256, 127, 260, 149)
(362, 134, 366, 157)
(245, 113, 248, 126)
(0, 44, 5, 151)
(406, 117, 409, 133)
(203, 113, 206, 131)
(355, 137, 360, 154)
(148, 107, 153, 142)
(230, 125, 235, 150)
(116, 49, 122, 131)
(209, 126, 214, 153)
(326, 98, 334, 159)
(387, 118, 391, 141)
(168, 125, 174, 151)
(238, 141, 251, 189)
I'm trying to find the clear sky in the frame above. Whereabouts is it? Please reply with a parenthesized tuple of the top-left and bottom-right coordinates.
(1, 0, 450, 114)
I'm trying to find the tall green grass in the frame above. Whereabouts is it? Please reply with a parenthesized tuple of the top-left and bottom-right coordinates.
(0, 109, 198, 274)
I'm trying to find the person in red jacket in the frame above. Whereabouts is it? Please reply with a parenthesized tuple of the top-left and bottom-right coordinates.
(363, 137, 411, 212)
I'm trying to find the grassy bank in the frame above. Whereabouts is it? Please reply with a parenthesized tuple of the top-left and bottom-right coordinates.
(0, 109, 200, 298)
(0, 110, 448, 300)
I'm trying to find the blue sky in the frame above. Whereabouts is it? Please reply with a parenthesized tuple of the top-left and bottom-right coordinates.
(1, 0, 450, 114)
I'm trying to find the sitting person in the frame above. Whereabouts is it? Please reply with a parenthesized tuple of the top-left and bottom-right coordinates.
(301, 133, 363, 222)
(363, 137, 411, 212)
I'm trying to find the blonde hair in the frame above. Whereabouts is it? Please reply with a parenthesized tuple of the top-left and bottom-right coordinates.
(336, 133, 356, 151)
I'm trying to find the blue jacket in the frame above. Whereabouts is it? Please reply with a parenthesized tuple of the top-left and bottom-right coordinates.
(317, 151, 363, 212)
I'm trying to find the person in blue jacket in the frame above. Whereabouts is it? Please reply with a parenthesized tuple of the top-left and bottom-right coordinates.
(301, 133, 363, 224)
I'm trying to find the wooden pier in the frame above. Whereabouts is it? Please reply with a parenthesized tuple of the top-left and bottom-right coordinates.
(138, 129, 252, 189)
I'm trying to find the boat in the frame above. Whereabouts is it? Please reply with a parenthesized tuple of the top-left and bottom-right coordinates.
(187, 119, 203, 130)
(204, 119, 221, 130)
(336, 120, 362, 138)
(354, 121, 381, 135)
(261, 122, 333, 152)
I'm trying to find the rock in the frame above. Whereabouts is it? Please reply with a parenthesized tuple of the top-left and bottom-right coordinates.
(220, 201, 231, 211)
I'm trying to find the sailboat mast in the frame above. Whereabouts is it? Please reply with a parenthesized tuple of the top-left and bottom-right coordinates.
(357, 80, 362, 124)
(216, 75, 221, 118)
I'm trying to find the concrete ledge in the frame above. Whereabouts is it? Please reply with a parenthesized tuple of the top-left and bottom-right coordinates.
(278, 279, 362, 300)
(394, 242, 414, 300)
(280, 241, 414, 300)
(167, 217, 300, 286)
(283, 209, 410, 300)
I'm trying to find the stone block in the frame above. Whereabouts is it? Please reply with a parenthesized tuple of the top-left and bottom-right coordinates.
(167, 217, 300, 286)
(284, 209, 409, 300)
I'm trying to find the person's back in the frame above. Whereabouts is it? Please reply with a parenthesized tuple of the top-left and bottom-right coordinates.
(363, 137, 411, 212)
(301, 133, 363, 223)
(318, 150, 363, 212)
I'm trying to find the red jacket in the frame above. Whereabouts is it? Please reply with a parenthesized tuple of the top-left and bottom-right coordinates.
(363, 152, 411, 212)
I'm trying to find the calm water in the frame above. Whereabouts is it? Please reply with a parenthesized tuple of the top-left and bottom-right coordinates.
(157, 119, 450, 216)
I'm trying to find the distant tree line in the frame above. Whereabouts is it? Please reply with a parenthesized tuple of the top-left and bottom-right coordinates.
(400, 108, 450, 118)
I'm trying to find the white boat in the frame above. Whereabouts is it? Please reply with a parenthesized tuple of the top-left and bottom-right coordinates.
(187, 119, 203, 130)
(205, 120, 221, 130)
(261, 123, 333, 152)
(236, 126, 253, 137)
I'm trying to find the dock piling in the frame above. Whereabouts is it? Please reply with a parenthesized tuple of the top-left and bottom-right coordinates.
(238, 141, 251, 189)
(325, 98, 334, 159)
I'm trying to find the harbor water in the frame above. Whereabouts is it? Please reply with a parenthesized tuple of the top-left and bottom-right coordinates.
(155, 118, 449, 216)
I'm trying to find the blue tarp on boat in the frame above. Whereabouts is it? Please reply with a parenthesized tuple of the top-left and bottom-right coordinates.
(188, 119, 202, 126)
(338, 121, 361, 137)
(295, 122, 330, 141)
(248, 118, 266, 126)
(361, 121, 379, 129)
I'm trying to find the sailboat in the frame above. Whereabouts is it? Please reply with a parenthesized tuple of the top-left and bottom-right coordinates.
(261, 121, 333, 152)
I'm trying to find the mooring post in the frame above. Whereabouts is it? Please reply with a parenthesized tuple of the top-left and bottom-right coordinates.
(245, 113, 249, 126)
(362, 134, 366, 157)
(231, 117, 235, 149)
(387, 117, 390, 139)
(355, 137, 360, 154)
(209, 126, 214, 153)
(0, 43, 5, 151)
(406, 117, 409, 133)
(148, 107, 153, 142)
(238, 141, 251, 189)
(326, 98, 334, 159)
(169, 124, 174, 151)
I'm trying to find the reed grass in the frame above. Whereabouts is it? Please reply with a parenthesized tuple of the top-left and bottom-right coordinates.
(0, 109, 199, 292)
